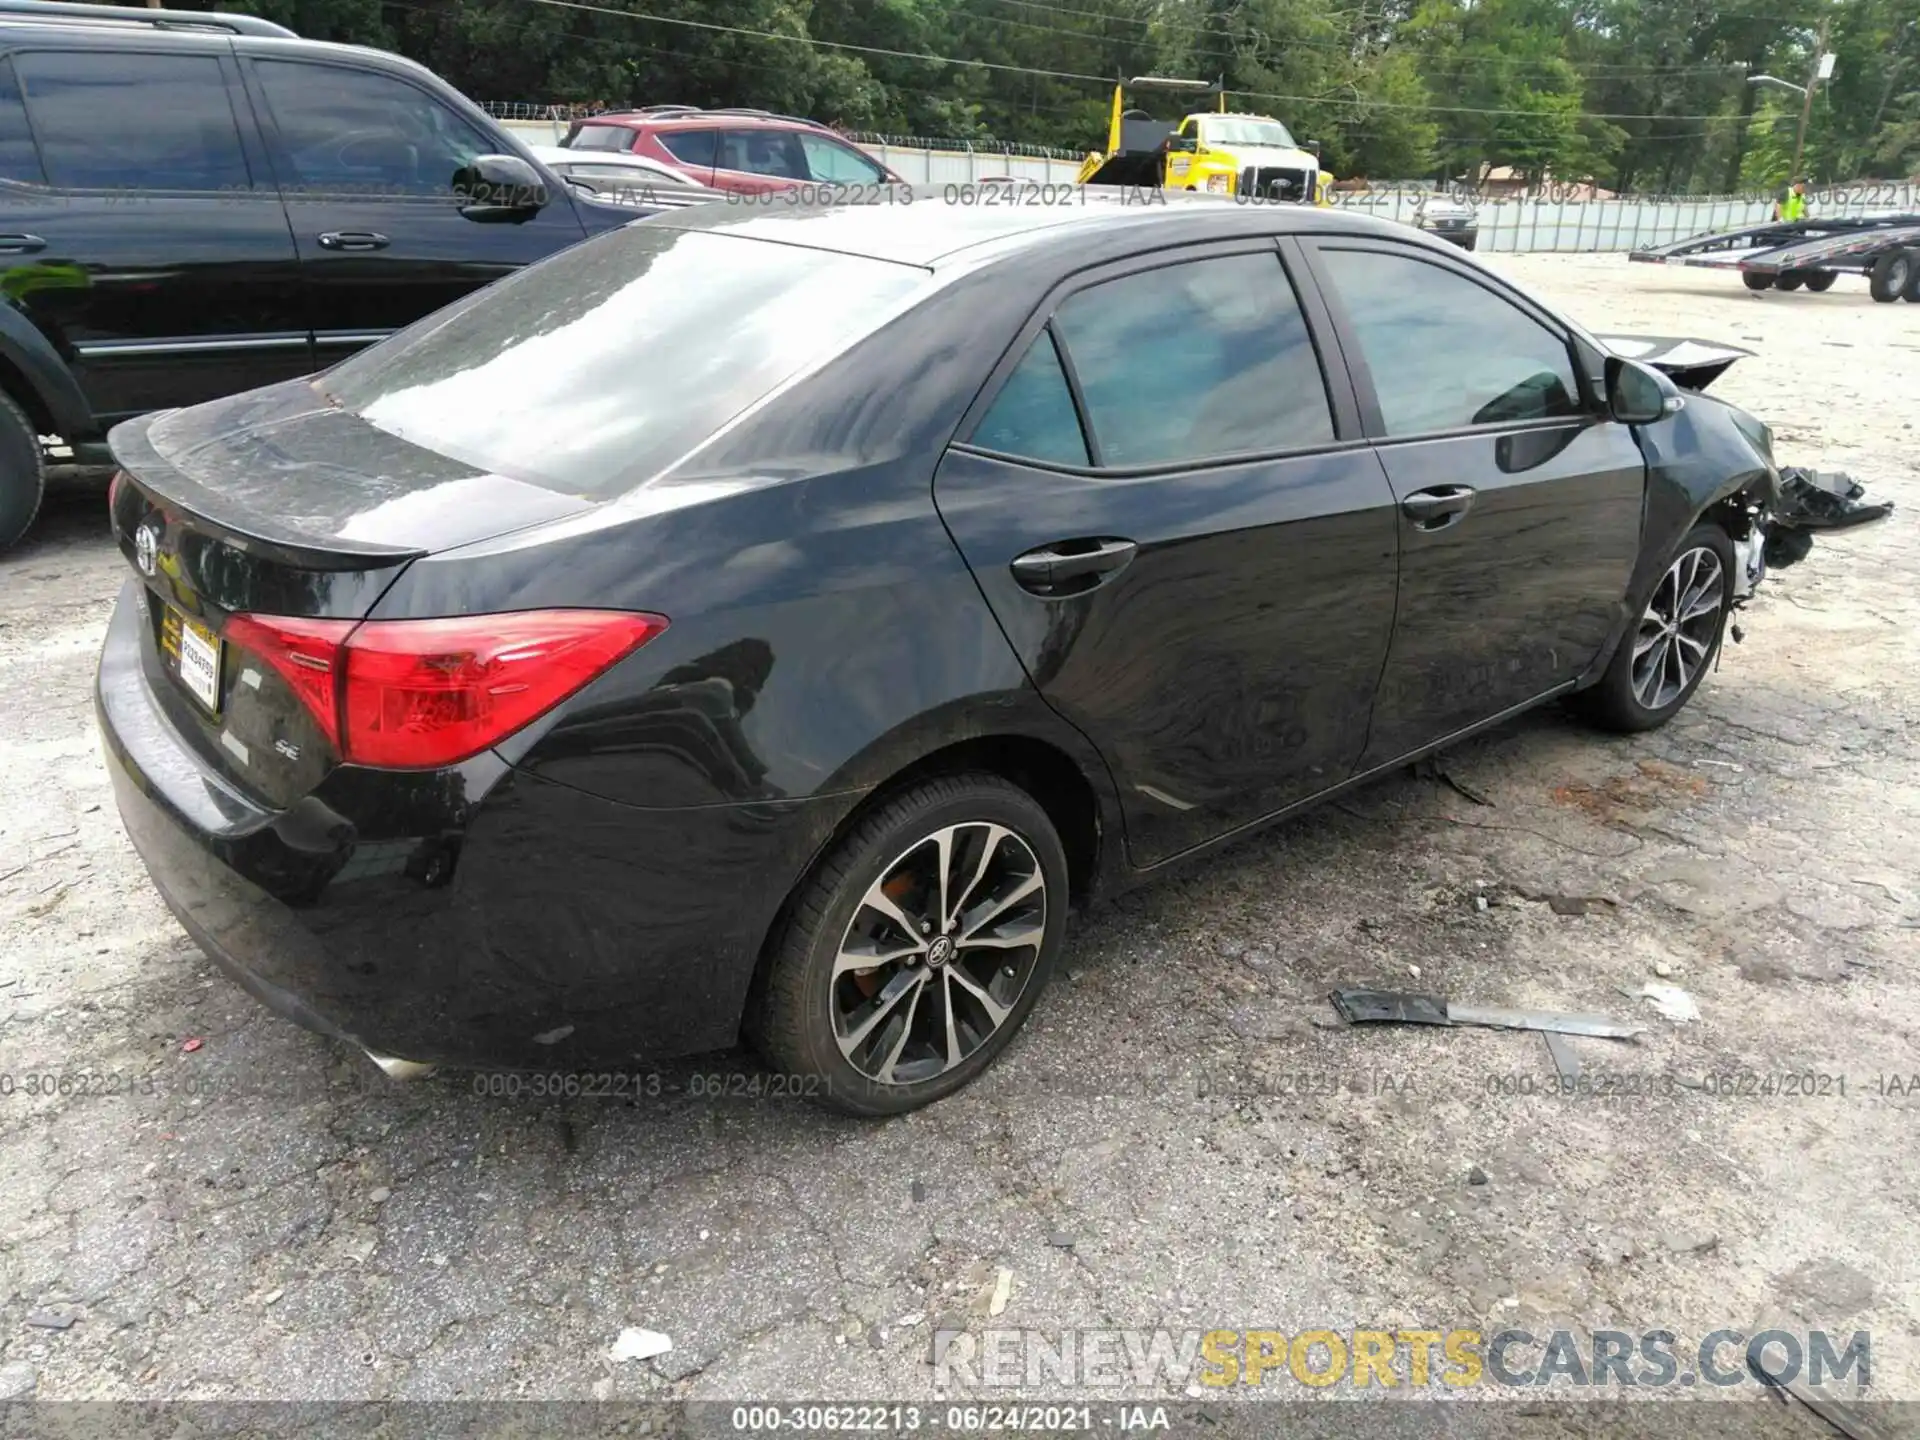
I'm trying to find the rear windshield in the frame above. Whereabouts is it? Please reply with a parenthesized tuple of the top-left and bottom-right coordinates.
(316, 225, 929, 495)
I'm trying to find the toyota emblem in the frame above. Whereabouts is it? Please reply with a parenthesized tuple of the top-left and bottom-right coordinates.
(133, 520, 159, 577)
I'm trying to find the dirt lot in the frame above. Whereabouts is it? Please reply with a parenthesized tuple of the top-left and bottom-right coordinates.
(0, 253, 1914, 1419)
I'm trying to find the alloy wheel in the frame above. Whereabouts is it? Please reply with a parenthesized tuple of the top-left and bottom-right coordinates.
(1631, 546, 1724, 711)
(831, 822, 1047, 1086)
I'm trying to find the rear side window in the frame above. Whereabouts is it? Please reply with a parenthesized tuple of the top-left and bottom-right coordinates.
(0, 58, 44, 185)
(570, 123, 638, 153)
(658, 130, 717, 167)
(1316, 247, 1581, 435)
(972, 331, 1089, 467)
(14, 51, 249, 192)
(1051, 252, 1335, 468)
(317, 226, 930, 495)
(253, 61, 489, 196)
(717, 128, 806, 179)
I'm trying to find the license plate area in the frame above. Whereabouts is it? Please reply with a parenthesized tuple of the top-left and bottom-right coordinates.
(160, 603, 223, 715)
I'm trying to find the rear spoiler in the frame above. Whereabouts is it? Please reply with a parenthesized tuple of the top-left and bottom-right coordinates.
(108, 414, 425, 572)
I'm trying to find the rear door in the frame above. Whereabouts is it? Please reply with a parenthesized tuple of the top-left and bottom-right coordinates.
(1301, 239, 1646, 764)
(795, 131, 889, 185)
(934, 241, 1401, 868)
(711, 127, 808, 195)
(237, 54, 590, 368)
(0, 42, 309, 425)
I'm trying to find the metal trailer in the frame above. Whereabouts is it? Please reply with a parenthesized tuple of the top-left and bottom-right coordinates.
(1629, 213, 1920, 302)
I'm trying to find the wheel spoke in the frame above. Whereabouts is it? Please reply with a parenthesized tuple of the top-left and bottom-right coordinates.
(960, 872, 1043, 941)
(959, 918, 1045, 952)
(1681, 584, 1722, 622)
(1632, 623, 1664, 659)
(840, 969, 921, 1053)
(930, 828, 954, 936)
(834, 938, 923, 978)
(1674, 631, 1710, 661)
(875, 981, 925, 1083)
(942, 972, 963, 1070)
(948, 966, 1011, 1029)
(949, 824, 1007, 930)
(861, 884, 925, 946)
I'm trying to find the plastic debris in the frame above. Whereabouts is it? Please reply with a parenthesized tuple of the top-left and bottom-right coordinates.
(610, 1327, 673, 1363)
(1329, 989, 1646, 1039)
(1639, 983, 1701, 1024)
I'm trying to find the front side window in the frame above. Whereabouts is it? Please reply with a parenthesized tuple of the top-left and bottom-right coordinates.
(15, 51, 249, 192)
(1317, 248, 1582, 435)
(798, 133, 885, 184)
(253, 61, 489, 196)
(316, 226, 930, 495)
(971, 330, 1089, 467)
(1050, 252, 1335, 468)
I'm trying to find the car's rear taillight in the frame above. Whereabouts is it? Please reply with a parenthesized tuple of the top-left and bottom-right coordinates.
(224, 610, 667, 770)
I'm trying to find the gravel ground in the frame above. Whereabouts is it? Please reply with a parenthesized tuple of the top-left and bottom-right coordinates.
(0, 253, 1914, 1419)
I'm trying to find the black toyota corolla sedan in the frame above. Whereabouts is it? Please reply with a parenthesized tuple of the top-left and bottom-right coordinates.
(97, 191, 1780, 1115)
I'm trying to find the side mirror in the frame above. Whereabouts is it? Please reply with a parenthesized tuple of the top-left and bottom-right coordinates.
(1166, 135, 1198, 153)
(1304, 140, 1322, 155)
(1605, 356, 1682, 424)
(453, 154, 549, 222)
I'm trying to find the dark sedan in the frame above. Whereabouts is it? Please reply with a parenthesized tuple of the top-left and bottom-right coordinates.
(97, 193, 1780, 1115)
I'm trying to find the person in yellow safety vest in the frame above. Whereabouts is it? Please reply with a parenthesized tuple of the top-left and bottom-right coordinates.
(1775, 180, 1808, 222)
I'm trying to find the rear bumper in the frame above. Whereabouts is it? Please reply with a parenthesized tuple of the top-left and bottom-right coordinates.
(97, 580, 849, 1071)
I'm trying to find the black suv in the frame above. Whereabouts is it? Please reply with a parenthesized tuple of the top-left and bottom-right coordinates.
(0, 0, 683, 550)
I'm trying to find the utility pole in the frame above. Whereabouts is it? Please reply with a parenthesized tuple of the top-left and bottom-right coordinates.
(1789, 15, 1830, 183)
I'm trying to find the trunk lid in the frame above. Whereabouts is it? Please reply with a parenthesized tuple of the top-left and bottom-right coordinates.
(106, 381, 593, 808)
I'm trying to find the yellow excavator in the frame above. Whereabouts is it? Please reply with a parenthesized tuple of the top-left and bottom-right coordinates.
(1075, 76, 1332, 205)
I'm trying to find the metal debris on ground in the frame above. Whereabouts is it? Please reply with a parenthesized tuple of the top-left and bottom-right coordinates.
(1543, 1031, 1582, 1083)
(1638, 982, 1702, 1024)
(1328, 989, 1647, 1039)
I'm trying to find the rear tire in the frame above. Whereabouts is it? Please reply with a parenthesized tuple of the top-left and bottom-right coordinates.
(1460, 234, 1478, 252)
(1741, 270, 1772, 292)
(1903, 255, 1920, 302)
(1772, 272, 1804, 291)
(1572, 522, 1735, 734)
(747, 773, 1068, 1117)
(1869, 249, 1912, 303)
(1803, 270, 1837, 293)
(0, 391, 45, 554)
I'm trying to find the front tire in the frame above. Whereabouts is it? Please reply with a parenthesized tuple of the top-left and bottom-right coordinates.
(1573, 523, 1735, 734)
(0, 391, 45, 553)
(747, 774, 1068, 1117)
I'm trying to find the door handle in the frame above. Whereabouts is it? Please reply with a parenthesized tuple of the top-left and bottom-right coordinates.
(317, 231, 391, 252)
(1009, 538, 1137, 596)
(1401, 485, 1476, 530)
(0, 234, 47, 254)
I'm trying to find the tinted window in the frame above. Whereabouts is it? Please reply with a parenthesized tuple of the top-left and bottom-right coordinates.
(0, 58, 44, 186)
(559, 162, 695, 188)
(253, 61, 489, 196)
(1318, 248, 1581, 434)
(1051, 253, 1334, 467)
(798, 133, 884, 183)
(717, 128, 805, 179)
(570, 123, 637, 152)
(658, 130, 717, 167)
(318, 227, 929, 495)
(15, 51, 248, 192)
(972, 331, 1089, 467)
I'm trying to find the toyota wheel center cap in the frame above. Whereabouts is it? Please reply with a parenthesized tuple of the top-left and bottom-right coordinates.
(926, 934, 955, 968)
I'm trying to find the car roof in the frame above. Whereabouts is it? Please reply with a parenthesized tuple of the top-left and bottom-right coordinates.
(647, 186, 1411, 267)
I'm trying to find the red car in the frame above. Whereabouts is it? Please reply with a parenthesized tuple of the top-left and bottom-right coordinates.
(563, 106, 902, 196)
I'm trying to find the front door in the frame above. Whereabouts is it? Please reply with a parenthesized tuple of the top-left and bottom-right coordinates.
(1303, 240, 1647, 764)
(934, 243, 1401, 868)
(1, 45, 310, 426)
(238, 56, 589, 368)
